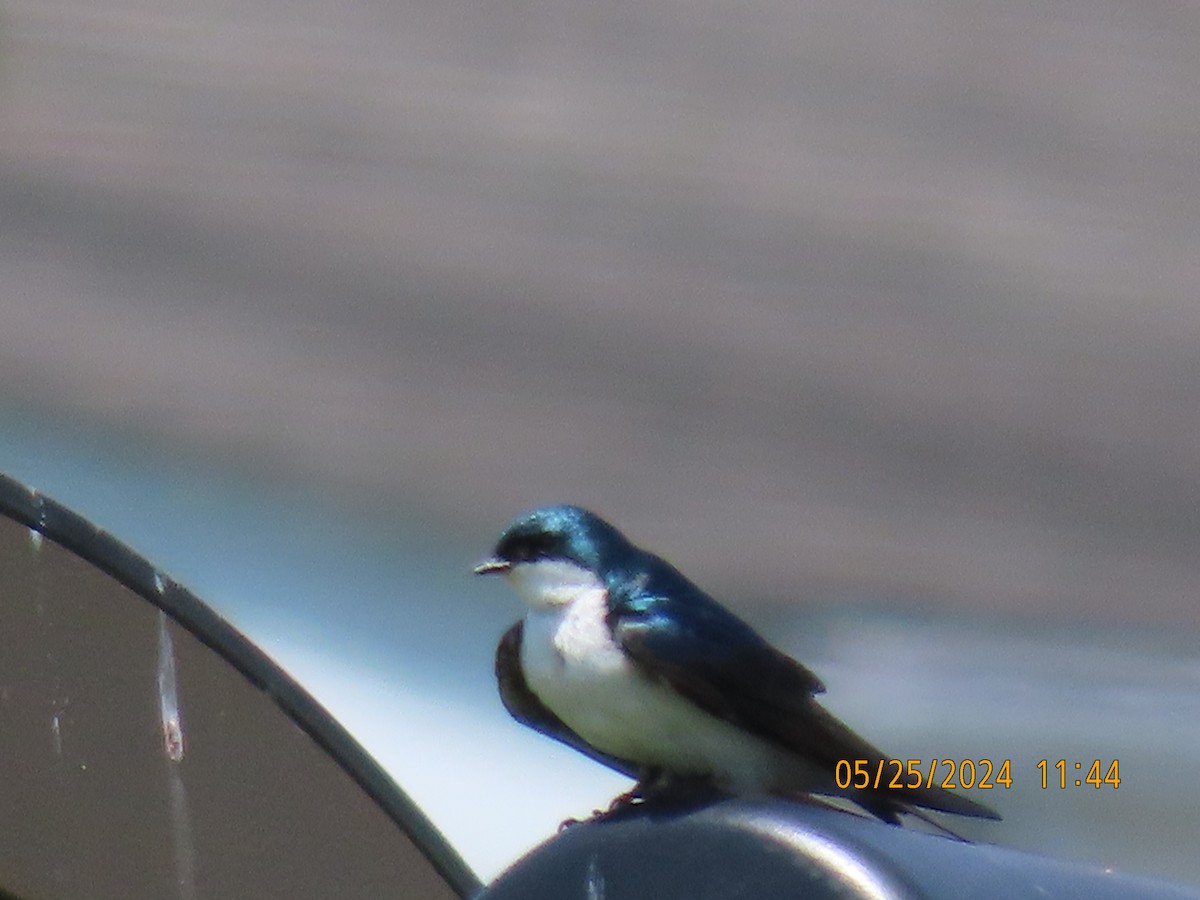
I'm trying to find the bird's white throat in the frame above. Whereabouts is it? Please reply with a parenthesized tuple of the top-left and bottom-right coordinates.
(504, 559, 605, 610)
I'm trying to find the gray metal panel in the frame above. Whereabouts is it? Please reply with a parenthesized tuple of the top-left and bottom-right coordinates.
(0, 476, 476, 899)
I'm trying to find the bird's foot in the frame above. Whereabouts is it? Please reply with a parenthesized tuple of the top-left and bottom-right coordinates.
(556, 788, 644, 831)
(559, 774, 727, 829)
(604, 775, 728, 825)
(556, 774, 665, 830)
(637, 773, 725, 810)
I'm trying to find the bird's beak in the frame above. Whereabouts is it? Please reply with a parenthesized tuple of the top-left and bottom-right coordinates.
(473, 558, 511, 576)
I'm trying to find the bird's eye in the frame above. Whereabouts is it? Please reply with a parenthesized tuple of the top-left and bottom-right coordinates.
(504, 534, 551, 564)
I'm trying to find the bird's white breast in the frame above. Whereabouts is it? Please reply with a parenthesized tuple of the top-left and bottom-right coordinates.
(511, 561, 822, 792)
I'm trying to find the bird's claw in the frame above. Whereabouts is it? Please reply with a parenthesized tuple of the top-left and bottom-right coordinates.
(557, 784, 650, 830)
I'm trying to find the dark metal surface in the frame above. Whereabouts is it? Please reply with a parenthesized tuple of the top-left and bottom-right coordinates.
(482, 798, 1200, 900)
(0, 473, 479, 899)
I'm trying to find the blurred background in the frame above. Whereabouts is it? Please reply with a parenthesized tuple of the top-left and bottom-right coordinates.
(2, 0, 1199, 888)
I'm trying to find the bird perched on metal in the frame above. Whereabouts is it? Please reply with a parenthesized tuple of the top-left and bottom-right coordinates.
(475, 505, 999, 831)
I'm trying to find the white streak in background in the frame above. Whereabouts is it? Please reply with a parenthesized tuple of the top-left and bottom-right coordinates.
(154, 571, 166, 594)
(167, 763, 198, 900)
(157, 611, 197, 900)
(157, 611, 185, 762)
(30, 488, 46, 526)
(585, 855, 607, 900)
(28, 488, 46, 549)
(50, 712, 62, 757)
(29, 490, 47, 549)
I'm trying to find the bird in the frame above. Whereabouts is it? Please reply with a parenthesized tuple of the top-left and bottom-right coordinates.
(474, 504, 1000, 830)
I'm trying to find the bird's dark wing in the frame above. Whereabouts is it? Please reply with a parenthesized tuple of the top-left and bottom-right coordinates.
(494, 621, 638, 779)
(606, 557, 826, 724)
(608, 564, 999, 821)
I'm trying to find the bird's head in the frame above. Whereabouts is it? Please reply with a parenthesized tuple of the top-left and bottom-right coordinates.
(474, 505, 630, 609)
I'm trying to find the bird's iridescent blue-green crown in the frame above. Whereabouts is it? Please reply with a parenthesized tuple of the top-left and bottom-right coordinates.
(489, 505, 631, 572)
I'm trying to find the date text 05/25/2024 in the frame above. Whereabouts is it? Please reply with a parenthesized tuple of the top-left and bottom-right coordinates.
(833, 759, 1121, 791)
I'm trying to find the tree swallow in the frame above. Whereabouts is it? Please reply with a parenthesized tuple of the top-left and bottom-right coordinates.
(475, 505, 1000, 829)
